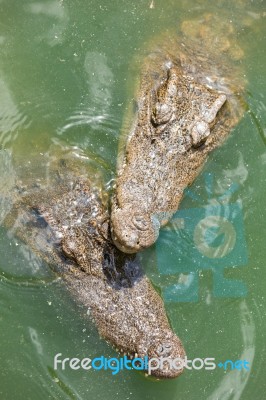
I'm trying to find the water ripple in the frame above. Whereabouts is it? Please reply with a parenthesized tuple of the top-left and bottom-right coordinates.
(57, 108, 118, 137)
(208, 300, 255, 400)
(0, 77, 31, 147)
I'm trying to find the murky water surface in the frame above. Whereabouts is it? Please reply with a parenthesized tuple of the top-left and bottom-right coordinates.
(0, 0, 265, 399)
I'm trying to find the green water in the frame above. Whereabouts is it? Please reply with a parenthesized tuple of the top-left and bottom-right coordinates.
(0, 0, 266, 399)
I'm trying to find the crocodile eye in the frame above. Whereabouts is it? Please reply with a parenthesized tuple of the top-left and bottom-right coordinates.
(191, 120, 210, 148)
(157, 342, 172, 356)
(152, 103, 172, 125)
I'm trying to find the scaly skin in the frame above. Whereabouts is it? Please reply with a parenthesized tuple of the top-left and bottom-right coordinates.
(111, 14, 246, 253)
(3, 166, 185, 379)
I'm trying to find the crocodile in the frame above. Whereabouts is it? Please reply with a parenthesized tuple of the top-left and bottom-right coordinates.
(111, 13, 246, 253)
(2, 155, 185, 379)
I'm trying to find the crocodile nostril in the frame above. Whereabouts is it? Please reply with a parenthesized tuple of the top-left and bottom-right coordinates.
(157, 345, 164, 354)
(132, 215, 150, 231)
(157, 342, 172, 356)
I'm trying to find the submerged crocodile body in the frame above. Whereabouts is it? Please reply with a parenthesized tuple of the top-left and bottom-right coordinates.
(3, 159, 185, 379)
(111, 14, 246, 253)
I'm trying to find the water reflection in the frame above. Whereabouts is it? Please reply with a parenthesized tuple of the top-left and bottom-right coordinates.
(0, 77, 30, 147)
(58, 51, 116, 135)
(208, 300, 255, 400)
(25, 0, 69, 47)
